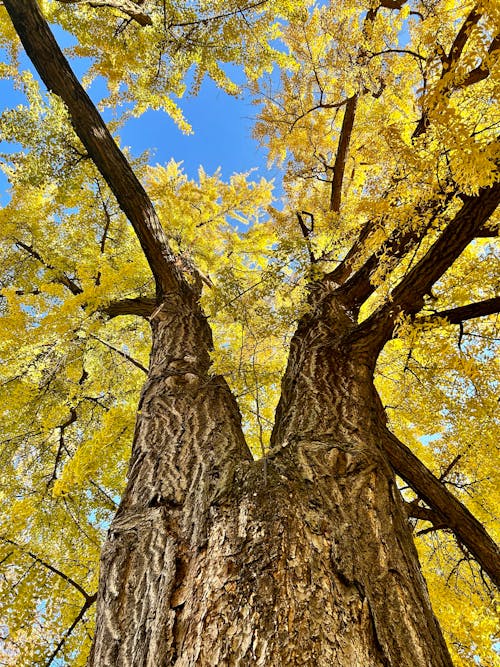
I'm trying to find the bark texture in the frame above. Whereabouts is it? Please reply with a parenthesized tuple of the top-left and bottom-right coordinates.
(89, 286, 453, 667)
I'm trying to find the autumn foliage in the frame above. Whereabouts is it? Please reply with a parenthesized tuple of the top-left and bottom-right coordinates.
(0, 0, 499, 665)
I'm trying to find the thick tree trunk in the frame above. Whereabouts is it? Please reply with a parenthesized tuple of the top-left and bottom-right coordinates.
(89, 288, 452, 667)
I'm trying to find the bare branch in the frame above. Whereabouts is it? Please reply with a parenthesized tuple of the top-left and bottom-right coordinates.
(102, 296, 157, 319)
(330, 95, 357, 213)
(57, 0, 152, 26)
(424, 296, 500, 325)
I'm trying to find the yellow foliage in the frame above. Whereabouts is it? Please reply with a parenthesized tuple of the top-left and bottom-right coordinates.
(0, 0, 499, 664)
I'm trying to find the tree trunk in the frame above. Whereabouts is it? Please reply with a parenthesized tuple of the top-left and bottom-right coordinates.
(89, 287, 452, 666)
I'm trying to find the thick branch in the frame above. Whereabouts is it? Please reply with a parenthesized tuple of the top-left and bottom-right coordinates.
(404, 501, 447, 530)
(365, 0, 407, 23)
(57, 0, 152, 26)
(102, 296, 156, 318)
(389, 185, 499, 312)
(330, 205, 439, 307)
(330, 95, 357, 213)
(4, 0, 185, 296)
(359, 182, 500, 345)
(459, 34, 500, 88)
(425, 296, 500, 324)
(379, 428, 500, 586)
(444, 5, 481, 68)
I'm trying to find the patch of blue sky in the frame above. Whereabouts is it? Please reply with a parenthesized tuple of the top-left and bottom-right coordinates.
(1, 24, 283, 219)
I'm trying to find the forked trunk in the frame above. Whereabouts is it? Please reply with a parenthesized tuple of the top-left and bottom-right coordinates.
(89, 289, 452, 666)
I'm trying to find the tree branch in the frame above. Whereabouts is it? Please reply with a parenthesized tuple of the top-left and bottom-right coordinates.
(330, 95, 357, 213)
(1, 537, 93, 600)
(4, 0, 186, 296)
(47, 407, 78, 488)
(458, 34, 500, 88)
(44, 593, 97, 667)
(57, 0, 152, 26)
(365, 0, 407, 23)
(444, 5, 482, 68)
(412, 8, 498, 138)
(404, 500, 447, 529)
(424, 296, 500, 324)
(326, 188, 458, 305)
(102, 296, 156, 319)
(379, 428, 500, 586)
(88, 333, 148, 373)
(166, 0, 269, 29)
(359, 182, 500, 346)
(15, 240, 83, 295)
(325, 218, 373, 285)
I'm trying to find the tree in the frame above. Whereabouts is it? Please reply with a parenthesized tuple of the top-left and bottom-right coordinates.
(0, 0, 499, 664)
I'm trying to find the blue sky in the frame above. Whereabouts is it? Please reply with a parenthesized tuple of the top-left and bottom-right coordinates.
(0, 26, 282, 206)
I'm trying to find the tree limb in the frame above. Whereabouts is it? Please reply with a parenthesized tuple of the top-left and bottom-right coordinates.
(458, 34, 500, 88)
(102, 296, 156, 319)
(404, 500, 447, 529)
(57, 0, 152, 26)
(365, 0, 407, 23)
(444, 4, 482, 68)
(424, 296, 500, 324)
(329, 199, 444, 307)
(379, 427, 500, 587)
(4, 0, 186, 297)
(330, 95, 357, 213)
(359, 181, 500, 347)
(325, 218, 373, 286)
(88, 333, 148, 373)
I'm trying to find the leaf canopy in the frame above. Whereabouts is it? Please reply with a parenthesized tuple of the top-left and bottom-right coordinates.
(0, 0, 499, 665)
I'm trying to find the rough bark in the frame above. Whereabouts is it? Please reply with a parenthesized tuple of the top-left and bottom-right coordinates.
(89, 286, 453, 666)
